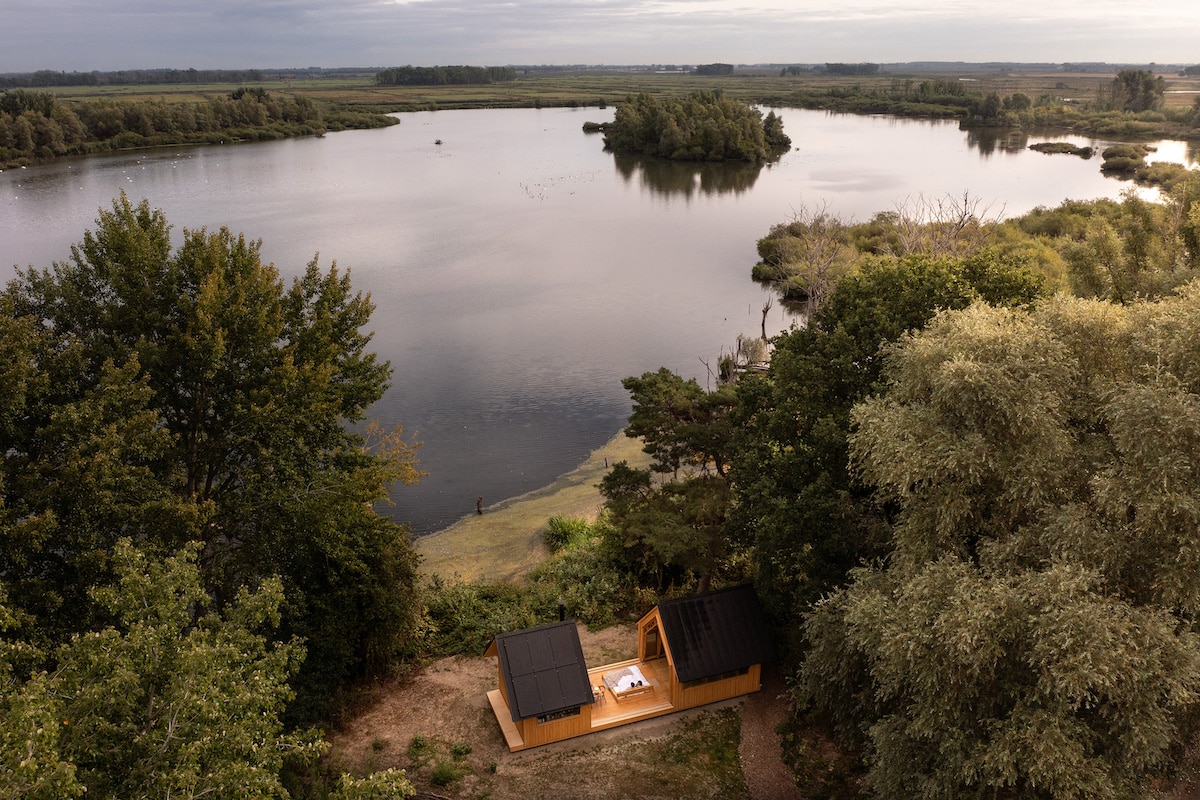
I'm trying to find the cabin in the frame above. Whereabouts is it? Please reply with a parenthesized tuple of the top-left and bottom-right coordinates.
(485, 585, 774, 751)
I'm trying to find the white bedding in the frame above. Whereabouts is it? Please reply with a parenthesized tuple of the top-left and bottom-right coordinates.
(604, 665, 651, 694)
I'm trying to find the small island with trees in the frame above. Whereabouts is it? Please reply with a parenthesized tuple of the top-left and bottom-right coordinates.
(598, 91, 791, 162)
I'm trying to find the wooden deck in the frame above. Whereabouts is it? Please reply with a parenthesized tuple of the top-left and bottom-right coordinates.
(488, 656, 679, 751)
(587, 657, 674, 730)
(486, 689, 527, 752)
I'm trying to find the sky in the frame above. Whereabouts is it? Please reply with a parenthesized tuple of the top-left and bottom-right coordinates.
(3, 0, 1198, 73)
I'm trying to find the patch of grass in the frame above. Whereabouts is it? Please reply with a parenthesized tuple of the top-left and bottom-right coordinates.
(407, 734, 430, 761)
(659, 708, 745, 795)
(430, 760, 463, 787)
(450, 742, 472, 760)
(543, 515, 591, 552)
(490, 707, 750, 799)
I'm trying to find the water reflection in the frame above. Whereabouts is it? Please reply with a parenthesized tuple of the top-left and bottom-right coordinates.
(965, 127, 1033, 156)
(611, 152, 770, 199)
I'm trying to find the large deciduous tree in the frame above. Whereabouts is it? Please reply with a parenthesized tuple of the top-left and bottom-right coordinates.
(0, 541, 416, 800)
(1, 193, 423, 719)
(730, 251, 1045, 636)
(801, 289, 1200, 798)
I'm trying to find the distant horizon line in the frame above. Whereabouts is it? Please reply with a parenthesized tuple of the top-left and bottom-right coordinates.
(2, 59, 1196, 77)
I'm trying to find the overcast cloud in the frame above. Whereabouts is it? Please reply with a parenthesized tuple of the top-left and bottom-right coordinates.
(3, 0, 1198, 72)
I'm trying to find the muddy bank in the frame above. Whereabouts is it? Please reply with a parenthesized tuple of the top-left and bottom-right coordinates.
(414, 431, 650, 582)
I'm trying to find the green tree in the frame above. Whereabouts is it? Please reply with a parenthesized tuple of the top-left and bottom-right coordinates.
(803, 289, 1200, 798)
(2, 194, 424, 720)
(804, 560, 1200, 800)
(54, 541, 321, 799)
(1061, 192, 1198, 302)
(1108, 68, 1166, 112)
(0, 541, 417, 800)
(731, 252, 1045, 632)
(604, 370, 740, 592)
(604, 91, 790, 162)
(622, 368, 736, 478)
(600, 470, 733, 593)
(0, 587, 84, 800)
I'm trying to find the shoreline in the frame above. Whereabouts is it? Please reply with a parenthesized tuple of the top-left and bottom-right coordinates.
(414, 430, 650, 583)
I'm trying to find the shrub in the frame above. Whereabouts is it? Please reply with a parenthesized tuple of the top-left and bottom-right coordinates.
(422, 577, 559, 656)
(543, 515, 591, 552)
(407, 734, 430, 760)
(430, 761, 462, 787)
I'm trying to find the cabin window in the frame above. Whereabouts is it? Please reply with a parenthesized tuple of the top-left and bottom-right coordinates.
(536, 706, 581, 724)
(681, 666, 749, 690)
(644, 628, 662, 659)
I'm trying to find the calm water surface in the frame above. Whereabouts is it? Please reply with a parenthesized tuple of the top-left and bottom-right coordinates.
(2, 108, 1191, 533)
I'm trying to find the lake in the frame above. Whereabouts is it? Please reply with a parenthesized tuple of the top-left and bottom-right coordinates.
(2, 107, 1194, 533)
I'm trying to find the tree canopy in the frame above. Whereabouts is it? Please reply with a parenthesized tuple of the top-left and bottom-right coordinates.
(800, 290, 1200, 799)
(0, 88, 393, 169)
(0, 540, 416, 800)
(1, 194, 424, 721)
(374, 65, 516, 86)
(603, 91, 791, 162)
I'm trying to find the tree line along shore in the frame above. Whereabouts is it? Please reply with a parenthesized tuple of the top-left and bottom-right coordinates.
(3, 65, 1199, 169)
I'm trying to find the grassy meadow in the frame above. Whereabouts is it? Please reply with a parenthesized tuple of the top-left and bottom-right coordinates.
(42, 67, 1200, 113)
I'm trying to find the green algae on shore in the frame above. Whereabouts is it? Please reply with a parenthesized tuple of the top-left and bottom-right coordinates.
(414, 432, 651, 583)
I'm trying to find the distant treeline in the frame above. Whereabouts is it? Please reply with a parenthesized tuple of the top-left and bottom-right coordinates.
(0, 68, 292, 88)
(780, 63, 881, 76)
(373, 65, 517, 86)
(781, 69, 1200, 138)
(0, 87, 393, 167)
(822, 62, 881, 76)
(694, 63, 734, 76)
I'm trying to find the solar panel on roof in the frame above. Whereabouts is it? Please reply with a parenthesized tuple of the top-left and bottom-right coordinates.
(657, 585, 774, 684)
(491, 620, 594, 721)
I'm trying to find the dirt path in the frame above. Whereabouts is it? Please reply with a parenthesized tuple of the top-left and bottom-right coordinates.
(739, 662, 803, 800)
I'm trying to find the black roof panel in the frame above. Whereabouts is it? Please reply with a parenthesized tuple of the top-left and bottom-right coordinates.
(491, 620, 594, 721)
(657, 585, 774, 684)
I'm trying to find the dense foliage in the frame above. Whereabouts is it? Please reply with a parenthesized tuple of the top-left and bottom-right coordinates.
(754, 186, 1200, 308)
(694, 64, 735, 76)
(823, 63, 880, 76)
(0, 68, 288, 88)
(0, 541, 415, 799)
(374, 66, 517, 86)
(603, 91, 791, 162)
(799, 292, 1200, 798)
(609, 176, 1200, 796)
(0, 87, 394, 168)
(732, 251, 1046, 634)
(1, 195, 424, 723)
